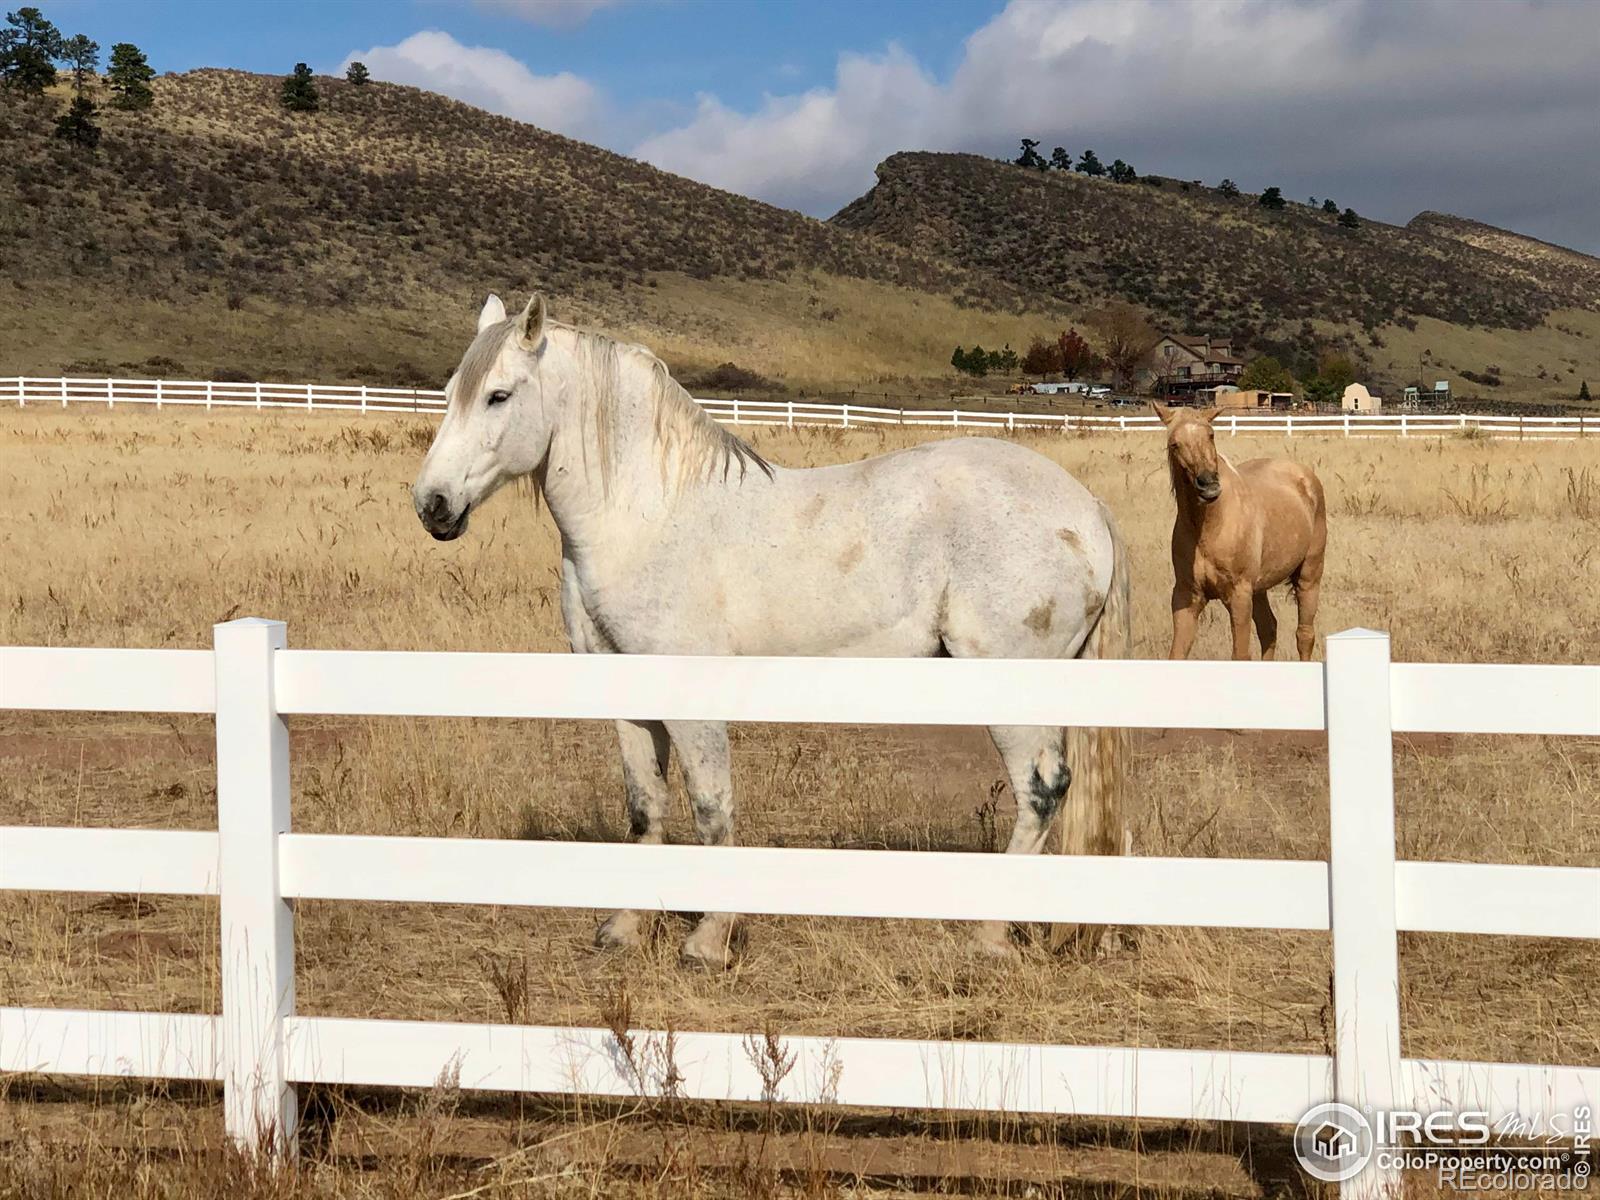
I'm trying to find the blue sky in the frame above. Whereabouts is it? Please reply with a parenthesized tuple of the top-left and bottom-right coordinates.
(50, 0, 1000, 118)
(41, 0, 1600, 252)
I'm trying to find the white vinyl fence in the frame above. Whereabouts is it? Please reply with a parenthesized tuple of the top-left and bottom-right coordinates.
(3, 375, 1593, 438)
(2, 623, 1596, 1197)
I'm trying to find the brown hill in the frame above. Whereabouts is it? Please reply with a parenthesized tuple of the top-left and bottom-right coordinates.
(832, 152, 1600, 402)
(0, 71, 1046, 388)
(1408, 211, 1600, 299)
(2, 73, 1595, 405)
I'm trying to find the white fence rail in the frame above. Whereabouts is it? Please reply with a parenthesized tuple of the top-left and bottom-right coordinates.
(3, 375, 1592, 438)
(2, 625, 1597, 1198)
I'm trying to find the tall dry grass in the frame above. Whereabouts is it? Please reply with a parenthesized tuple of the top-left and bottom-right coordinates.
(1, 407, 1596, 1197)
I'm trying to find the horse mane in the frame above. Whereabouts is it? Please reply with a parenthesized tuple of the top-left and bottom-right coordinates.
(554, 323, 773, 495)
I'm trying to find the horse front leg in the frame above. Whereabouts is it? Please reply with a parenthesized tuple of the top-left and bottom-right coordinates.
(1169, 585, 1205, 659)
(667, 720, 741, 969)
(595, 719, 672, 950)
(1251, 592, 1279, 659)
(1227, 587, 1255, 660)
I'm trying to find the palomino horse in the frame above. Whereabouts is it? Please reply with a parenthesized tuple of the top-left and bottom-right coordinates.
(1153, 403, 1326, 661)
(413, 294, 1131, 967)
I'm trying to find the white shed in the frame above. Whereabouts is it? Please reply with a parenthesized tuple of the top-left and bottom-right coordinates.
(1341, 383, 1382, 412)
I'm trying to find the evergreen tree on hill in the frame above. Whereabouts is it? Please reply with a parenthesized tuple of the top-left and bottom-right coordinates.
(281, 62, 319, 112)
(0, 6, 62, 94)
(107, 42, 155, 110)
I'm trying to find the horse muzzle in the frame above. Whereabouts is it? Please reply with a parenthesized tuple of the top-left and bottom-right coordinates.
(1196, 476, 1221, 503)
(417, 492, 471, 541)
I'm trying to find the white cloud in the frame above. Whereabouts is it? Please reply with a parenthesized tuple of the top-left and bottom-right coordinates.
(344, 30, 604, 140)
(631, 0, 1600, 252)
(470, 0, 624, 30)
(635, 46, 940, 218)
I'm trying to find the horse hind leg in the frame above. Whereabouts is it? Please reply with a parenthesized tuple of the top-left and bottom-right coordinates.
(667, 720, 742, 970)
(1291, 559, 1324, 662)
(1251, 592, 1279, 660)
(975, 725, 1070, 957)
(596, 719, 672, 950)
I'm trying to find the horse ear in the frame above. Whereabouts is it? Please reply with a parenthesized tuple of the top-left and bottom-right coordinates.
(517, 293, 547, 350)
(1151, 401, 1174, 425)
(1201, 407, 1224, 425)
(477, 293, 506, 333)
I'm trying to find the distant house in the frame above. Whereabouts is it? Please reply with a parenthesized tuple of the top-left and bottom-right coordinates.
(1151, 334, 1246, 399)
(1341, 383, 1382, 412)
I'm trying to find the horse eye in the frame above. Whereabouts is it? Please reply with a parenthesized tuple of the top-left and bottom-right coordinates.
(486, 389, 511, 407)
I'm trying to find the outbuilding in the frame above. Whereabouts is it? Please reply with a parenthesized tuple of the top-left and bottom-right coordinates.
(1341, 383, 1382, 412)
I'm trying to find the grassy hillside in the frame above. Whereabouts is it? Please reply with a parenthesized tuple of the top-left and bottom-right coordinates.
(832, 153, 1600, 406)
(0, 71, 1056, 389)
(3, 72, 1595, 406)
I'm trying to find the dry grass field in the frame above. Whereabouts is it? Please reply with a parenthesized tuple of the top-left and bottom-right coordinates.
(1, 406, 1596, 1198)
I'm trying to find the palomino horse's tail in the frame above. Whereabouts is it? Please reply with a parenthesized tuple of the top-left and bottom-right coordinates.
(1052, 502, 1131, 954)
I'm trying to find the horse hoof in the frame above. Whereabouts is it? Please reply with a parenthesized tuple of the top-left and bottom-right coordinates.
(680, 921, 737, 970)
(595, 911, 643, 950)
(679, 940, 733, 971)
(970, 935, 1020, 961)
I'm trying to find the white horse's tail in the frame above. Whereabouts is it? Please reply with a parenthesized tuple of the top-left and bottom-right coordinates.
(1053, 503, 1131, 953)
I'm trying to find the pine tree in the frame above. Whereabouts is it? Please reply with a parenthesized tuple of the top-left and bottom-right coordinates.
(1108, 158, 1137, 183)
(1013, 138, 1046, 170)
(1075, 149, 1105, 177)
(1338, 207, 1360, 229)
(1217, 178, 1240, 198)
(1322, 198, 1339, 214)
(281, 62, 319, 112)
(1581, 380, 1591, 403)
(59, 31, 96, 92)
(1049, 145, 1070, 170)
(107, 42, 155, 110)
(1258, 186, 1286, 211)
(0, 6, 62, 94)
(346, 60, 369, 85)
(54, 94, 100, 148)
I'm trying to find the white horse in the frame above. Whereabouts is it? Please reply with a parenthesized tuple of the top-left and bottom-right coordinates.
(413, 294, 1130, 967)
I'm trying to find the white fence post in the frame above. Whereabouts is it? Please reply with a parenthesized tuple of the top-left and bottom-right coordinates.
(206, 381, 213, 411)
(306, 384, 314, 412)
(255, 382, 263, 411)
(842, 403, 851, 429)
(1325, 628, 1402, 1200)
(214, 617, 297, 1159)
(786, 400, 794, 429)
(156, 379, 164, 410)
(360, 385, 367, 414)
